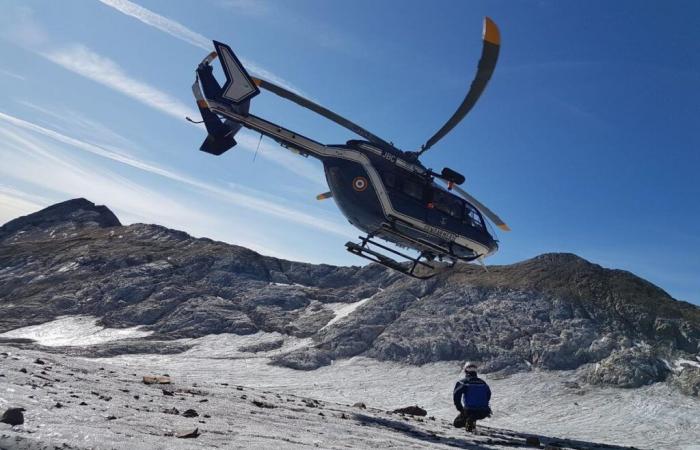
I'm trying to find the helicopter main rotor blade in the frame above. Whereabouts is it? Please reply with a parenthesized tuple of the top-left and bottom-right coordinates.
(451, 183, 510, 232)
(419, 17, 500, 155)
(251, 77, 395, 151)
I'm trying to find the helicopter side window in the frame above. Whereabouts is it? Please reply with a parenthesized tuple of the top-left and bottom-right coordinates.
(433, 189, 463, 219)
(402, 179, 424, 200)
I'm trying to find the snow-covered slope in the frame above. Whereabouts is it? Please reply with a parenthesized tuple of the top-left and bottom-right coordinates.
(3, 317, 698, 449)
(0, 342, 644, 450)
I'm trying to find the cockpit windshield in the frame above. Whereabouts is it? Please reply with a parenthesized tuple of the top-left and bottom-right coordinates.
(464, 202, 485, 231)
(431, 185, 486, 231)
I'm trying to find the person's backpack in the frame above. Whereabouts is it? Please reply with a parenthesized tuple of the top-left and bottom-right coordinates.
(463, 382, 490, 409)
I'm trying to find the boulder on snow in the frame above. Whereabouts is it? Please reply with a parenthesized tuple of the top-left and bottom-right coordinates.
(143, 375, 171, 384)
(182, 409, 199, 418)
(1, 407, 25, 426)
(238, 339, 284, 353)
(391, 405, 427, 416)
(669, 366, 700, 397)
(584, 348, 670, 388)
(175, 428, 200, 439)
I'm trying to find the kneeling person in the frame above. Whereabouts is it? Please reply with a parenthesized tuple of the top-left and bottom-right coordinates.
(453, 361, 491, 432)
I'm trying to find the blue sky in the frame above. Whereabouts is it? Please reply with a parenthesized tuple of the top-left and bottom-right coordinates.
(0, 0, 698, 304)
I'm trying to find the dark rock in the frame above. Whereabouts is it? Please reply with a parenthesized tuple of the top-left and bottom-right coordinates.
(162, 389, 174, 396)
(33, 358, 45, 365)
(163, 407, 179, 415)
(79, 402, 87, 406)
(182, 409, 199, 418)
(53, 402, 63, 408)
(19, 368, 27, 373)
(238, 339, 284, 353)
(525, 436, 541, 447)
(669, 366, 700, 397)
(302, 399, 319, 408)
(270, 347, 333, 371)
(585, 348, 671, 388)
(106, 415, 117, 420)
(392, 405, 427, 416)
(252, 400, 276, 409)
(1, 407, 25, 426)
(0, 198, 121, 244)
(353, 402, 367, 409)
(175, 428, 200, 439)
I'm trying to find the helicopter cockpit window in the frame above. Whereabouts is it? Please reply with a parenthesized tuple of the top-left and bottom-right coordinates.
(433, 189, 463, 219)
(402, 179, 423, 200)
(465, 204, 485, 230)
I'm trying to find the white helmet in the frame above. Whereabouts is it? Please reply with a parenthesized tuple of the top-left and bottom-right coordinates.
(463, 361, 478, 373)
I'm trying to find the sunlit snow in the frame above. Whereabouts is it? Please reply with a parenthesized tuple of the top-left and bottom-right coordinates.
(0, 316, 153, 346)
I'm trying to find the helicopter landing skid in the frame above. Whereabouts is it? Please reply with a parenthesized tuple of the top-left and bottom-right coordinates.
(380, 219, 481, 264)
(345, 236, 437, 279)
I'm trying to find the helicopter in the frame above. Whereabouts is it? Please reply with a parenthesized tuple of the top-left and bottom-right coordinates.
(190, 17, 510, 279)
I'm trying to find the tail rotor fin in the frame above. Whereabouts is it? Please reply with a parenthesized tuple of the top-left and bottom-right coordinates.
(212, 41, 260, 105)
(192, 41, 260, 155)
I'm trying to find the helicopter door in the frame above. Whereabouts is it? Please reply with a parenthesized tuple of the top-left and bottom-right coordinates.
(386, 174, 428, 223)
(427, 188, 463, 231)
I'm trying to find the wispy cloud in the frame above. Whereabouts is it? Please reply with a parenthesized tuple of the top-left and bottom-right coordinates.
(0, 69, 26, 81)
(16, 100, 140, 152)
(0, 185, 48, 225)
(17, 99, 326, 187)
(218, 0, 362, 56)
(41, 44, 197, 121)
(98, 0, 210, 50)
(96, 0, 305, 95)
(0, 110, 353, 238)
(236, 131, 326, 187)
(5, 3, 324, 187)
(0, 127, 301, 260)
(0, 124, 212, 228)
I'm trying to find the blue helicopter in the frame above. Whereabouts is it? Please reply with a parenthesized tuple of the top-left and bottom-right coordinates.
(190, 17, 510, 279)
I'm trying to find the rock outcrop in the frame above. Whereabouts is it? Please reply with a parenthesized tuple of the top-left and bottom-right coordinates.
(1, 199, 699, 395)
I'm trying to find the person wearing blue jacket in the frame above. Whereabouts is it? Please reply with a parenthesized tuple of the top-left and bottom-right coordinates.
(453, 361, 492, 432)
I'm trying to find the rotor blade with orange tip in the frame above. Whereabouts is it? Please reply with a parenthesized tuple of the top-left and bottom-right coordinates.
(419, 17, 501, 154)
(451, 183, 510, 232)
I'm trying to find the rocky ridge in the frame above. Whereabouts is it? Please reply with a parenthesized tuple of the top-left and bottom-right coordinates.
(0, 199, 698, 395)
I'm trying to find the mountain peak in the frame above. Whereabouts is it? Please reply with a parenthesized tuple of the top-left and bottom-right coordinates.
(0, 198, 121, 242)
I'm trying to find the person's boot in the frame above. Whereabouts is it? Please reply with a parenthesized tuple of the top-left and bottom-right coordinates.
(466, 419, 476, 433)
